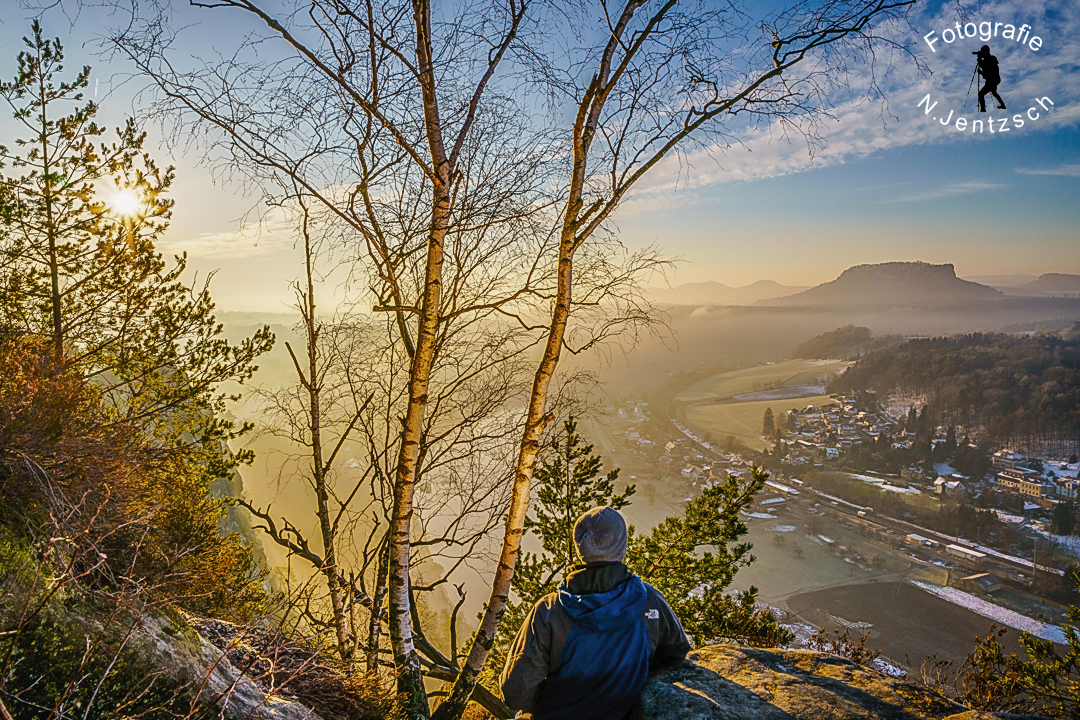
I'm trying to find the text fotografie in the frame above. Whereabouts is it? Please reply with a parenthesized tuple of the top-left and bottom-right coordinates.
(924, 20, 1042, 53)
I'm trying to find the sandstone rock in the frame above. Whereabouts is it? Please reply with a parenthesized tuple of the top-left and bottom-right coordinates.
(135, 611, 325, 720)
(642, 644, 968, 720)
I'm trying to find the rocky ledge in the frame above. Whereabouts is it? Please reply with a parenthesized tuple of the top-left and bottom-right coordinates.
(128, 616, 1044, 720)
(641, 644, 1034, 720)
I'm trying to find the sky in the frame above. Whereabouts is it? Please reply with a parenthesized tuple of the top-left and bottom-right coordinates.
(1, 0, 1077, 310)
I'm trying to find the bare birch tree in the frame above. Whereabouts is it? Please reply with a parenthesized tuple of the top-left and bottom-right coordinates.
(106, 0, 919, 716)
(436, 1, 920, 715)
(111, 7, 565, 714)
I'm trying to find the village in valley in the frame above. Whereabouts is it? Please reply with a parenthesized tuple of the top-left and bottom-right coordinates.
(592, 359, 1080, 667)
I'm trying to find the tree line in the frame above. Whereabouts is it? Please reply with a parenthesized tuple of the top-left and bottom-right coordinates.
(792, 325, 901, 360)
(831, 334, 1080, 455)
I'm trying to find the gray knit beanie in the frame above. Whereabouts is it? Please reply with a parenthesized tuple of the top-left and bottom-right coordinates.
(573, 507, 628, 563)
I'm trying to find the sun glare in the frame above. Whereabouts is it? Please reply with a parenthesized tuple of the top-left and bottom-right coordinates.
(107, 189, 143, 219)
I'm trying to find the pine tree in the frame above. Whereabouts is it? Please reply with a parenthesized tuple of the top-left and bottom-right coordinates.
(526, 417, 635, 572)
(944, 425, 958, 459)
(482, 418, 632, 680)
(0, 23, 172, 365)
(1053, 502, 1076, 536)
(762, 407, 775, 437)
(628, 467, 792, 647)
(0, 24, 273, 477)
(484, 420, 792, 686)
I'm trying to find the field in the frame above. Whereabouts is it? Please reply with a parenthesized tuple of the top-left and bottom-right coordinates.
(787, 582, 1036, 668)
(683, 394, 837, 450)
(675, 358, 849, 403)
(810, 471, 940, 512)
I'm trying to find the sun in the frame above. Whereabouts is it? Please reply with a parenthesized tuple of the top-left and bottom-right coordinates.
(106, 188, 143, 219)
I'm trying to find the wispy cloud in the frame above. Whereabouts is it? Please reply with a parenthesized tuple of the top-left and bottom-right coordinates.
(889, 181, 1007, 202)
(852, 180, 916, 193)
(162, 207, 297, 260)
(618, 0, 1080, 211)
(1014, 163, 1080, 176)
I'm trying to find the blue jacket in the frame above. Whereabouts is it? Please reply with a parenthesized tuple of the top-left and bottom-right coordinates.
(501, 563, 691, 720)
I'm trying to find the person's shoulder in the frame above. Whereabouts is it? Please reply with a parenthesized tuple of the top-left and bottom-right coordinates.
(536, 590, 559, 608)
(528, 590, 564, 621)
(640, 580, 674, 608)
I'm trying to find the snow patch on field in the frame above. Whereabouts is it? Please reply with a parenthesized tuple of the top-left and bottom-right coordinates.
(769, 525, 797, 533)
(785, 620, 819, 647)
(911, 581, 1067, 643)
(815, 491, 870, 511)
(873, 658, 908, 678)
(993, 510, 1025, 524)
(935, 463, 958, 477)
(766, 480, 800, 495)
(849, 473, 920, 494)
(1035, 529, 1080, 559)
(880, 484, 920, 495)
(744, 512, 775, 519)
(818, 535, 835, 544)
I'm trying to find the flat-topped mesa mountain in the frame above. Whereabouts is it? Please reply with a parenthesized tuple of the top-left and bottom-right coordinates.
(647, 279, 810, 306)
(968, 273, 1080, 297)
(1025, 272, 1080, 294)
(757, 262, 1003, 307)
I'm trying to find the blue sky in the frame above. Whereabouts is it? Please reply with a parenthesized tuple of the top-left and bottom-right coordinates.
(1, 0, 1077, 309)
(619, 130, 1080, 286)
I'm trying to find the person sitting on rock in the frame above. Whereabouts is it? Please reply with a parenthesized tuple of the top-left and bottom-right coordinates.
(500, 507, 692, 720)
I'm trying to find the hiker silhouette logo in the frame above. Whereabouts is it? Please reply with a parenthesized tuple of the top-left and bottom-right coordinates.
(917, 20, 1053, 134)
(972, 45, 1006, 112)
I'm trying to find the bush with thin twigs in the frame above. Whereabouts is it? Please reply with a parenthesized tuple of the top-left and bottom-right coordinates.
(806, 627, 882, 667)
(0, 336, 292, 718)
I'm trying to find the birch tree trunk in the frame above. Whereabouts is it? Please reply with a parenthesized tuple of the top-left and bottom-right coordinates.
(431, 16, 611, 710)
(386, 3, 452, 714)
(286, 212, 354, 662)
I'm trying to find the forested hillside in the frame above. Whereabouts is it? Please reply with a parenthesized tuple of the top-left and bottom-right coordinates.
(791, 325, 902, 360)
(831, 334, 1080, 454)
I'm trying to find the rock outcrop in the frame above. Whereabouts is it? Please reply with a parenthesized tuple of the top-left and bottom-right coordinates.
(641, 645, 1027, 720)
(136, 611, 325, 720)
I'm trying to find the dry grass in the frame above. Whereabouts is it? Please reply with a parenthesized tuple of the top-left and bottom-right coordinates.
(684, 395, 837, 451)
(191, 615, 398, 720)
(675, 360, 843, 402)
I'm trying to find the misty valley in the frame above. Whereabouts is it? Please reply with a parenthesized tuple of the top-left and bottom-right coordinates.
(217, 261, 1080, 703)
(2, 3, 1078, 719)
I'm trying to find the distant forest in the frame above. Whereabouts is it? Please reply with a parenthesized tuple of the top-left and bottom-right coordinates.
(792, 325, 900, 360)
(831, 334, 1080, 455)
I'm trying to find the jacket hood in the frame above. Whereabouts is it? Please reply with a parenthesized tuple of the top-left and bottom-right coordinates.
(564, 561, 632, 595)
(557, 574, 647, 632)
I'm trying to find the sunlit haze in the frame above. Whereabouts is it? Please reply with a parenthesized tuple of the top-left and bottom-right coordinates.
(1, 0, 1075, 310)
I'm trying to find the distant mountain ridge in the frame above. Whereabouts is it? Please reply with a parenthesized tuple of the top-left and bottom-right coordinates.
(963, 272, 1080, 297)
(1026, 273, 1080, 293)
(962, 274, 1038, 288)
(757, 262, 1003, 307)
(647, 265, 1072, 308)
(647, 279, 809, 306)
